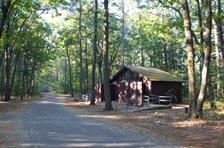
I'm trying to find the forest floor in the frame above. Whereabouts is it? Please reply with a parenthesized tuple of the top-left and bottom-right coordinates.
(61, 95, 224, 148)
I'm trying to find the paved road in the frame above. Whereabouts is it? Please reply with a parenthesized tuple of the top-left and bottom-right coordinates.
(18, 93, 177, 148)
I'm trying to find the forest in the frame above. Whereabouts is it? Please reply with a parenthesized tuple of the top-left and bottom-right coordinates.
(0, 0, 223, 119)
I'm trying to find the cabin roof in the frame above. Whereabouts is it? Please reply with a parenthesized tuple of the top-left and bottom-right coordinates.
(110, 66, 184, 82)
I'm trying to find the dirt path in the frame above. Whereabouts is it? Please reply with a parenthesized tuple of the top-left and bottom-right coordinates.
(1, 93, 177, 148)
(61, 96, 224, 148)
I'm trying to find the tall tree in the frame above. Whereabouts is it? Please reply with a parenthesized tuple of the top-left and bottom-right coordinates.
(65, 39, 74, 97)
(196, 0, 204, 82)
(121, 0, 125, 66)
(79, 0, 83, 98)
(64, 55, 68, 94)
(90, 0, 98, 105)
(195, 0, 212, 118)
(103, 0, 112, 111)
(179, 0, 196, 117)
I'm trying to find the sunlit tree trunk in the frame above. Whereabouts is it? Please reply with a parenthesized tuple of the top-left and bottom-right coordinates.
(195, 0, 212, 118)
(179, 0, 196, 117)
(90, 0, 98, 105)
(196, 0, 204, 82)
(103, 0, 112, 111)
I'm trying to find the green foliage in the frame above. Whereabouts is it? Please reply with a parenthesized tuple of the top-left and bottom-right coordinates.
(0, 0, 59, 99)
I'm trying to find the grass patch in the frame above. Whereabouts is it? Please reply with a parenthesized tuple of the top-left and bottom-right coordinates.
(205, 111, 224, 120)
(203, 100, 224, 109)
(202, 100, 224, 121)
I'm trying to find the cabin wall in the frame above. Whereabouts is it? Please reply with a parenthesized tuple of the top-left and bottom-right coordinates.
(111, 70, 143, 105)
(151, 81, 182, 103)
(95, 84, 116, 102)
(113, 81, 142, 105)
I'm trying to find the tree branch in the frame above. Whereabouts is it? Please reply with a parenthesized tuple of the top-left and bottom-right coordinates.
(158, 0, 183, 19)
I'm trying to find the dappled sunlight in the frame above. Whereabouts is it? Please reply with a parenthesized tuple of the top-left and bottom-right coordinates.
(62, 101, 90, 107)
(171, 106, 186, 110)
(172, 120, 208, 128)
(36, 100, 64, 105)
(78, 114, 122, 120)
(59, 95, 92, 108)
(0, 101, 8, 104)
(20, 141, 160, 148)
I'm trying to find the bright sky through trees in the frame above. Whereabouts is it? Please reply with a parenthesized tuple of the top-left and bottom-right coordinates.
(41, 0, 138, 25)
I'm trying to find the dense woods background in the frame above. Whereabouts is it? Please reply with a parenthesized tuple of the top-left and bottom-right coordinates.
(0, 0, 223, 118)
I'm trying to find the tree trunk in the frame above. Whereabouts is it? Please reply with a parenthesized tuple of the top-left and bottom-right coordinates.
(195, 0, 212, 119)
(4, 45, 11, 101)
(75, 46, 79, 92)
(163, 43, 168, 71)
(0, 0, 12, 38)
(64, 55, 67, 94)
(79, 0, 83, 98)
(121, 0, 125, 66)
(214, 0, 223, 99)
(85, 37, 88, 93)
(90, 0, 98, 105)
(171, 44, 176, 71)
(179, 0, 197, 117)
(25, 59, 29, 97)
(66, 45, 74, 97)
(103, 0, 112, 111)
(21, 53, 27, 100)
(139, 15, 144, 67)
(15, 66, 21, 99)
(0, 58, 5, 98)
(98, 52, 103, 83)
(30, 61, 36, 97)
(9, 54, 19, 98)
(196, 0, 204, 82)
